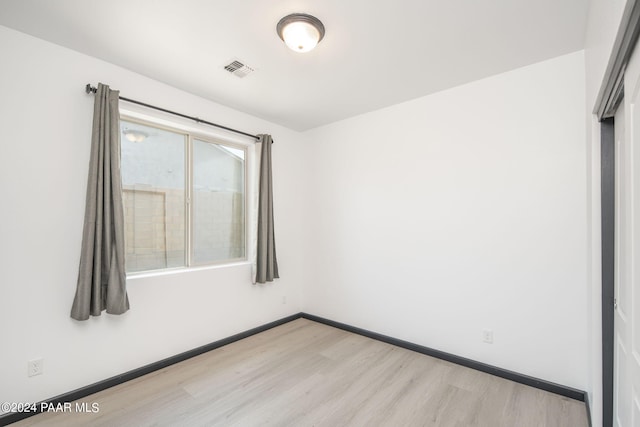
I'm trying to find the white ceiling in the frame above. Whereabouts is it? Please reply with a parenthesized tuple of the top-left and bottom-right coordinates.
(0, 0, 589, 131)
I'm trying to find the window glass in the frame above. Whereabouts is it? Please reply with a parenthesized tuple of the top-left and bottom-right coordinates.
(192, 140, 245, 264)
(120, 119, 247, 273)
(121, 120, 186, 272)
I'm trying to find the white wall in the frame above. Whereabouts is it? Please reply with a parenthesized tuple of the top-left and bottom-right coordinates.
(0, 25, 309, 409)
(303, 51, 588, 390)
(0, 19, 596, 414)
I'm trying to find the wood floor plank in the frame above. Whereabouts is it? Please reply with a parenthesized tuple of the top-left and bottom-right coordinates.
(12, 319, 588, 426)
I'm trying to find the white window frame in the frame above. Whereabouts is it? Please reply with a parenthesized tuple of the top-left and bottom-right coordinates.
(120, 109, 255, 277)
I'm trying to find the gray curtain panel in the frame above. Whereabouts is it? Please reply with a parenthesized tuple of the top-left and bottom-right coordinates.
(71, 83, 129, 320)
(255, 134, 279, 283)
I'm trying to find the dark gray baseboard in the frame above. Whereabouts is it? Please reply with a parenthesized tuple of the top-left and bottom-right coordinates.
(0, 313, 301, 426)
(301, 313, 586, 402)
(0, 311, 587, 426)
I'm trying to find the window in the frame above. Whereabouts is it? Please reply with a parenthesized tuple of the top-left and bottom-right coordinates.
(120, 118, 246, 273)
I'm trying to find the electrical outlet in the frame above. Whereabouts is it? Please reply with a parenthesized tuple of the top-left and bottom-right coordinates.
(282, 296, 287, 305)
(482, 329, 494, 344)
(27, 358, 44, 377)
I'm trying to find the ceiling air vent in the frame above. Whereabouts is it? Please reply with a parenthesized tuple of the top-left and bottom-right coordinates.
(224, 60, 255, 78)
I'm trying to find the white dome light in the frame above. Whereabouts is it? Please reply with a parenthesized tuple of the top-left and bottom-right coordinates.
(277, 13, 325, 53)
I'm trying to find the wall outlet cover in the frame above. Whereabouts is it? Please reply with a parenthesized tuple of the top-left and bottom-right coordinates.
(482, 329, 494, 344)
(28, 358, 44, 377)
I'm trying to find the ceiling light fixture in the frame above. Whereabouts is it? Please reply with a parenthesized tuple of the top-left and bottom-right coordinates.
(277, 13, 325, 53)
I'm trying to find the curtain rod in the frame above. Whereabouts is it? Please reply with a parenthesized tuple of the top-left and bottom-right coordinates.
(85, 84, 260, 141)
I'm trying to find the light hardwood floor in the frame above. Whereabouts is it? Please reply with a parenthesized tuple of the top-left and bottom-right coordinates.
(12, 319, 588, 426)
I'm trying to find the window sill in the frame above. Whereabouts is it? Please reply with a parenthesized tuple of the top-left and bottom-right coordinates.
(126, 260, 251, 280)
